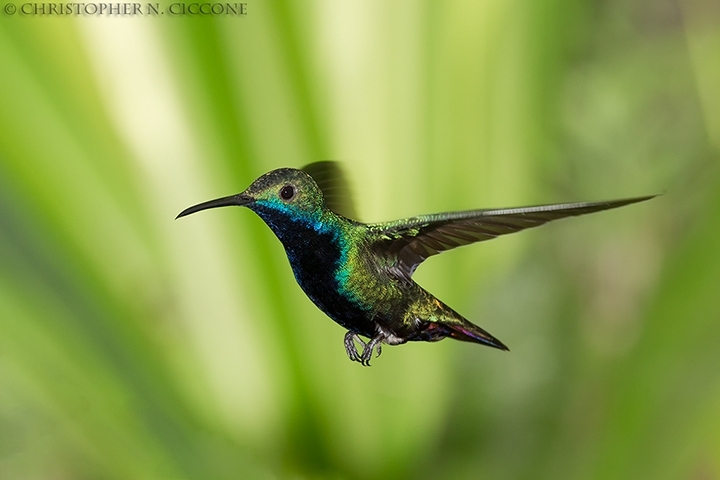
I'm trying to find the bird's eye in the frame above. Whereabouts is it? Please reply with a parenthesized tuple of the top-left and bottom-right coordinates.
(280, 185, 295, 201)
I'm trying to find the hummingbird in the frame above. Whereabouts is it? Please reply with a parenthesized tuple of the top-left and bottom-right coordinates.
(177, 162, 654, 366)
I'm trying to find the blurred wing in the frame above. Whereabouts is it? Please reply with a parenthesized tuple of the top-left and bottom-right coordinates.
(372, 195, 656, 277)
(302, 161, 358, 220)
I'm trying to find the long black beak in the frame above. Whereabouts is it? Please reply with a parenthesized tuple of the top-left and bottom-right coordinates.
(176, 193, 252, 219)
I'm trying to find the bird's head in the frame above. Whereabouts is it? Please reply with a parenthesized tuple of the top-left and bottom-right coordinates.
(176, 167, 327, 224)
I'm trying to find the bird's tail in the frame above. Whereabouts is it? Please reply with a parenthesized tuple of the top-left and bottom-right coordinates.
(418, 290, 510, 351)
(447, 321, 509, 351)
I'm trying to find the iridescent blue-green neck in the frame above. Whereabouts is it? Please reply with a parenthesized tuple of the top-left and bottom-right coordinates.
(250, 198, 339, 245)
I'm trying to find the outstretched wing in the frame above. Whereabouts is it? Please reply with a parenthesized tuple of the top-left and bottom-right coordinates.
(372, 195, 656, 277)
(302, 161, 358, 220)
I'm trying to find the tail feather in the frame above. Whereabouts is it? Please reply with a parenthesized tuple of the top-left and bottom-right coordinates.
(447, 322, 509, 351)
(418, 291, 510, 350)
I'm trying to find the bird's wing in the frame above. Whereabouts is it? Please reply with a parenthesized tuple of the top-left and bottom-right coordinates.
(371, 195, 656, 277)
(302, 161, 358, 220)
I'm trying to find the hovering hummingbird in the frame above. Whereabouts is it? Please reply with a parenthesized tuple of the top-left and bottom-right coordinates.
(177, 162, 654, 366)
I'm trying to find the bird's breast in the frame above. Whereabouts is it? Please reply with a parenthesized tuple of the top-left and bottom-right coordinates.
(275, 221, 379, 336)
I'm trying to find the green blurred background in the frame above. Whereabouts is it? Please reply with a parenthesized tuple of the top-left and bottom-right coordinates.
(1, 0, 719, 478)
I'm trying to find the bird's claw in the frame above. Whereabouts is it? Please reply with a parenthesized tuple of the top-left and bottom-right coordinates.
(344, 332, 385, 366)
(359, 335, 383, 366)
(344, 331, 366, 363)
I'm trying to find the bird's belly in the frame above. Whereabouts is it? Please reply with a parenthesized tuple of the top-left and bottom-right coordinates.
(296, 263, 431, 342)
(287, 250, 379, 337)
(295, 270, 378, 337)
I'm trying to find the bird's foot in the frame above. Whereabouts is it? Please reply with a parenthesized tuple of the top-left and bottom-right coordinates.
(359, 335, 384, 367)
(344, 331, 366, 363)
(344, 332, 385, 366)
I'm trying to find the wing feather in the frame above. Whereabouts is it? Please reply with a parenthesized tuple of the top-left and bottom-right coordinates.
(302, 161, 358, 220)
(372, 195, 656, 277)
